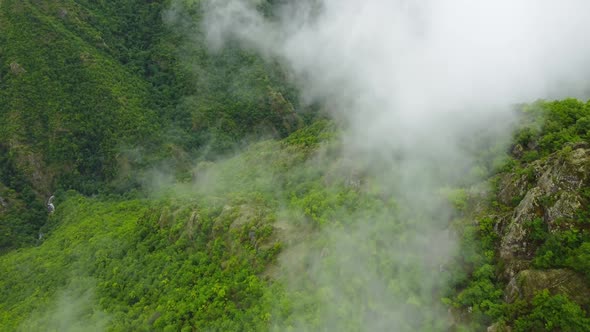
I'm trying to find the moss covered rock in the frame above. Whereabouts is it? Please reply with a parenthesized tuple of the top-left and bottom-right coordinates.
(505, 269, 590, 308)
(499, 147, 590, 274)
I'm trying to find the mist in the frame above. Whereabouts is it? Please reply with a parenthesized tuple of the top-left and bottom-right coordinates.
(18, 277, 110, 332)
(201, 0, 590, 210)
(203, 0, 590, 142)
(165, 0, 590, 330)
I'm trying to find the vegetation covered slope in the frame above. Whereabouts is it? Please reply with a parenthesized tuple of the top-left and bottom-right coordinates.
(0, 122, 344, 331)
(2, 1, 590, 331)
(0, 0, 160, 190)
(447, 99, 590, 331)
(0, 0, 302, 251)
(2, 101, 590, 331)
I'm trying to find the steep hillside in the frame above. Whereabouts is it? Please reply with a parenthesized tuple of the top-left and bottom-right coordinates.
(0, 122, 336, 331)
(0, 0, 302, 250)
(447, 99, 590, 331)
(0, 0, 160, 191)
(2, 1, 590, 332)
(2, 101, 590, 331)
(0, 0, 164, 250)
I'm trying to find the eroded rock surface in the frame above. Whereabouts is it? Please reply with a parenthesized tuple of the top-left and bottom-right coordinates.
(504, 269, 590, 308)
(499, 147, 590, 272)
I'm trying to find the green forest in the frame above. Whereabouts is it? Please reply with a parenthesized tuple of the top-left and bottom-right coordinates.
(2, 1, 590, 331)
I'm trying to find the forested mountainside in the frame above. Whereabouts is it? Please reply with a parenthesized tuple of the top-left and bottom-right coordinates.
(0, 0, 304, 251)
(1, 1, 590, 331)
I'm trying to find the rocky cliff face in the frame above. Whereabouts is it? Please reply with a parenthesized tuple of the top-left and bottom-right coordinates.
(498, 143, 590, 275)
(504, 269, 590, 307)
(486, 142, 590, 329)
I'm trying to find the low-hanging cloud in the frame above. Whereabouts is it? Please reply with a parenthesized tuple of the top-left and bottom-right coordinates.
(204, 0, 590, 127)
(202, 0, 590, 197)
(175, 0, 590, 330)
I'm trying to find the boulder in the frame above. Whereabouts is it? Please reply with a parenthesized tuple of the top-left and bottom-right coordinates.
(9, 62, 26, 75)
(487, 322, 512, 332)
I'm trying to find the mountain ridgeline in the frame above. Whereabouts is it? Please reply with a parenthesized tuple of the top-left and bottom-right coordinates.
(1, 1, 590, 331)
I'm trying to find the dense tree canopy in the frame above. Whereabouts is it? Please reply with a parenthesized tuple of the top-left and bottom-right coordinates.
(1, 1, 590, 331)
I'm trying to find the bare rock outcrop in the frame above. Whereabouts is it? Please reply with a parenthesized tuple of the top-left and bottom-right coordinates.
(504, 269, 590, 308)
(9, 62, 26, 75)
(498, 147, 590, 274)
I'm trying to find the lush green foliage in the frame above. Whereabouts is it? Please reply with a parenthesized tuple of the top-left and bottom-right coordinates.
(446, 99, 590, 330)
(0, 122, 445, 331)
(0, 145, 47, 251)
(512, 290, 590, 332)
(2, 1, 590, 331)
(0, 0, 303, 248)
(0, 190, 281, 331)
(515, 99, 590, 156)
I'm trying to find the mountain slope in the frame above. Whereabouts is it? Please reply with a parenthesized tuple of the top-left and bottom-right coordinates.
(0, 0, 302, 250)
(2, 2, 590, 332)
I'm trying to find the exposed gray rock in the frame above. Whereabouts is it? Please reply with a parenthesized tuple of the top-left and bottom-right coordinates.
(185, 211, 200, 240)
(511, 144, 524, 159)
(501, 259, 532, 281)
(10, 62, 26, 75)
(537, 165, 557, 194)
(504, 269, 590, 307)
(47, 195, 55, 213)
(497, 173, 530, 206)
(500, 187, 543, 260)
(536, 149, 589, 193)
(487, 322, 512, 332)
(545, 191, 582, 232)
(498, 147, 590, 272)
